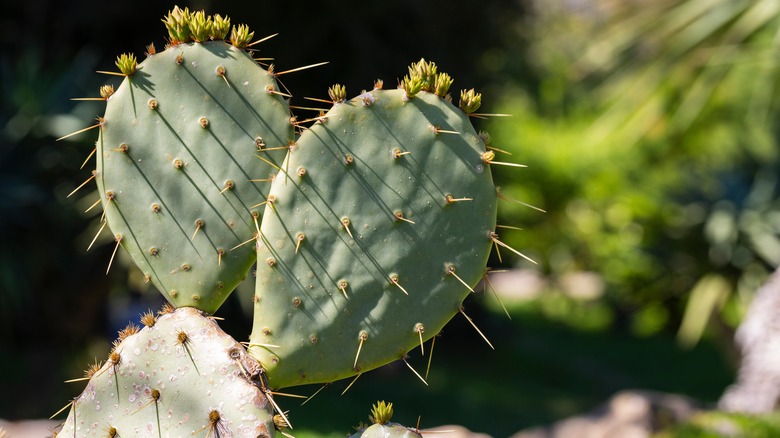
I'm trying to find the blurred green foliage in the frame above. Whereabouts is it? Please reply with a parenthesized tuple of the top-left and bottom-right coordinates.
(657, 411, 780, 437)
(490, 0, 780, 343)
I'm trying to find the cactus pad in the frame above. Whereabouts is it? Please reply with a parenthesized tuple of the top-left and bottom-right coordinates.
(96, 39, 293, 313)
(249, 85, 497, 388)
(57, 307, 277, 437)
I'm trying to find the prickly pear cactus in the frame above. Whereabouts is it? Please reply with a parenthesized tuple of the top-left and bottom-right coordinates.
(57, 307, 276, 437)
(61, 5, 522, 434)
(93, 7, 293, 313)
(249, 62, 498, 387)
(348, 401, 423, 438)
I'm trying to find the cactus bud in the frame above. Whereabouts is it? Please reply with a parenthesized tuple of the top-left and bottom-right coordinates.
(459, 88, 482, 114)
(99, 84, 115, 100)
(115, 53, 137, 76)
(189, 10, 212, 43)
(328, 84, 347, 103)
(163, 6, 192, 44)
(434, 72, 453, 97)
(211, 14, 231, 40)
(401, 75, 423, 99)
(369, 401, 394, 425)
(478, 130, 491, 145)
(230, 24, 254, 49)
(409, 58, 437, 92)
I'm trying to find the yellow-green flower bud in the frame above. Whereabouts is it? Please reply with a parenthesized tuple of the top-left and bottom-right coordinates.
(99, 84, 115, 100)
(459, 88, 482, 114)
(230, 24, 254, 49)
(402, 75, 423, 99)
(211, 14, 231, 40)
(189, 10, 211, 43)
(368, 401, 394, 425)
(162, 6, 192, 44)
(434, 72, 453, 97)
(478, 130, 491, 145)
(115, 53, 137, 76)
(328, 84, 347, 103)
(409, 58, 437, 92)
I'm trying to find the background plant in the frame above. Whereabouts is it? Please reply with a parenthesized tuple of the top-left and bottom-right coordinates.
(490, 0, 780, 345)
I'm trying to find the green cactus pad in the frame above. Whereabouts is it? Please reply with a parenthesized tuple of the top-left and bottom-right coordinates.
(96, 40, 293, 313)
(249, 88, 497, 388)
(57, 307, 276, 437)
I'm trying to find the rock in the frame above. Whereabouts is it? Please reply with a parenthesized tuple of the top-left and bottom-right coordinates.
(421, 425, 493, 438)
(719, 267, 780, 413)
(0, 419, 61, 438)
(511, 390, 701, 438)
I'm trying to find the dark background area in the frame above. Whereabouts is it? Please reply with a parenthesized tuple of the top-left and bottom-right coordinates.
(0, 1, 736, 436)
